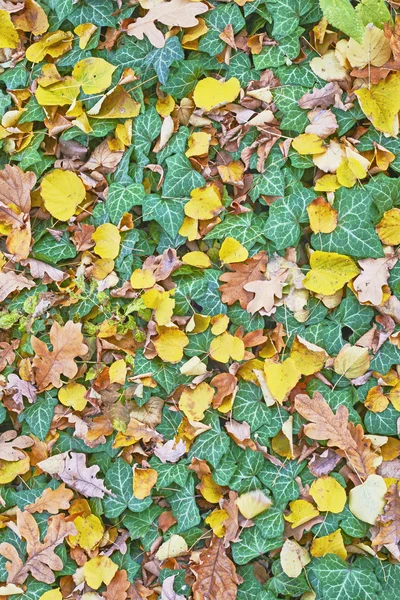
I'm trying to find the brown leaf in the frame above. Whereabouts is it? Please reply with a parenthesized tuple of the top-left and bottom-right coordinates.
(37, 451, 112, 498)
(0, 165, 36, 229)
(219, 251, 268, 309)
(0, 430, 33, 461)
(372, 483, 400, 558)
(127, 0, 208, 48)
(0, 510, 76, 584)
(0, 271, 35, 303)
(191, 536, 240, 600)
(353, 257, 396, 306)
(337, 422, 379, 481)
(377, 459, 400, 479)
(26, 484, 74, 514)
(0, 340, 19, 372)
(84, 140, 124, 173)
(309, 449, 342, 477)
(103, 569, 130, 600)
(20, 258, 67, 283)
(31, 320, 88, 391)
(385, 16, 400, 61)
(294, 392, 357, 450)
(244, 269, 288, 315)
(143, 248, 182, 282)
(298, 82, 342, 109)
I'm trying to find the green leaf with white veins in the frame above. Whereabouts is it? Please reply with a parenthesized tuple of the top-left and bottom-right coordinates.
(232, 528, 283, 565)
(311, 555, 381, 600)
(162, 154, 205, 198)
(143, 37, 184, 85)
(106, 183, 144, 225)
(166, 474, 201, 532)
(265, 184, 315, 249)
(141, 194, 185, 238)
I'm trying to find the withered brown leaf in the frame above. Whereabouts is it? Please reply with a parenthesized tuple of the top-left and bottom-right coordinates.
(191, 536, 240, 600)
(372, 483, 400, 559)
(0, 509, 76, 584)
(26, 483, 74, 515)
(31, 320, 88, 390)
(219, 251, 268, 309)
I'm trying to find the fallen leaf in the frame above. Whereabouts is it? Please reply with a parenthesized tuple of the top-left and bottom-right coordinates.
(280, 539, 311, 578)
(191, 536, 240, 600)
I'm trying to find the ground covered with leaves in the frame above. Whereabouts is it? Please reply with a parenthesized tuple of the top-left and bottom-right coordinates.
(1, 0, 400, 598)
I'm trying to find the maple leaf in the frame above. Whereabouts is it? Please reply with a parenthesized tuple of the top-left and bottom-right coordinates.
(38, 451, 113, 498)
(26, 483, 74, 514)
(0, 509, 76, 584)
(127, 0, 208, 48)
(219, 251, 268, 309)
(191, 536, 240, 600)
(372, 483, 400, 559)
(31, 320, 88, 391)
(0, 340, 19, 372)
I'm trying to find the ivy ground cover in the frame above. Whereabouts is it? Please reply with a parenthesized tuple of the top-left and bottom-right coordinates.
(2, 0, 400, 598)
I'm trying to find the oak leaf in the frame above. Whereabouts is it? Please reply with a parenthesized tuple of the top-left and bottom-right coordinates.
(191, 536, 240, 600)
(127, 0, 208, 48)
(0, 509, 76, 584)
(26, 483, 74, 514)
(372, 483, 400, 558)
(294, 392, 357, 451)
(0, 271, 35, 303)
(353, 257, 396, 306)
(37, 451, 112, 498)
(218, 251, 268, 309)
(0, 430, 33, 461)
(244, 269, 288, 315)
(31, 320, 88, 390)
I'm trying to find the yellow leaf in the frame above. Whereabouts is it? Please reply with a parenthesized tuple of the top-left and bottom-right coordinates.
(272, 417, 294, 459)
(155, 534, 188, 560)
(179, 356, 207, 376)
(337, 157, 367, 188)
(109, 359, 127, 385)
(209, 332, 245, 363)
(219, 237, 248, 264)
(179, 382, 214, 421)
(0, 456, 30, 484)
(87, 86, 141, 119)
(310, 51, 348, 82)
(26, 30, 73, 63)
(376, 208, 400, 245)
(0, 10, 19, 49)
(133, 467, 158, 499)
(179, 216, 199, 241)
(39, 590, 62, 600)
(355, 73, 400, 136)
(40, 169, 86, 221)
(69, 514, 104, 551)
(92, 223, 121, 259)
(185, 313, 210, 334)
(0, 584, 24, 596)
(290, 335, 327, 376)
(154, 327, 188, 363)
(217, 160, 245, 185)
(345, 25, 391, 69)
(58, 382, 87, 411)
(182, 251, 211, 268)
(303, 251, 359, 296)
(83, 556, 118, 590)
(130, 268, 156, 289)
(12, 0, 49, 35)
(348, 474, 387, 524)
(334, 344, 370, 379)
(236, 489, 272, 519)
(292, 134, 326, 155)
(314, 174, 341, 192)
(36, 75, 80, 106)
(263, 357, 301, 404)
(284, 499, 320, 528)
(185, 132, 211, 157)
(389, 382, 400, 411)
(74, 23, 97, 49)
(365, 386, 389, 413)
(184, 183, 223, 220)
(72, 58, 116, 95)
(309, 476, 346, 513)
(143, 289, 175, 325)
(156, 94, 175, 117)
(311, 529, 347, 559)
(307, 197, 338, 234)
(280, 539, 311, 578)
(198, 474, 224, 503)
(193, 77, 241, 111)
(205, 509, 228, 537)
(182, 18, 209, 47)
